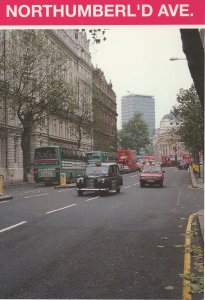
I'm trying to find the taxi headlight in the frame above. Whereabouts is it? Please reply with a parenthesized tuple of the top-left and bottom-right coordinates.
(77, 178, 83, 184)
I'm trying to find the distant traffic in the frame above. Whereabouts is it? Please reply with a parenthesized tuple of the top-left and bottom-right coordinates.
(32, 145, 191, 186)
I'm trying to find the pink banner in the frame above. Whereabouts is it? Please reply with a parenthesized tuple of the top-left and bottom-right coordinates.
(0, 0, 204, 26)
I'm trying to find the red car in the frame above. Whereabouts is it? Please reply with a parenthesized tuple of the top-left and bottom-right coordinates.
(140, 164, 165, 187)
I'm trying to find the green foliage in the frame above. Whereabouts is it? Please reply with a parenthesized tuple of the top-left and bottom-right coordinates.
(171, 85, 204, 155)
(118, 112, 150, 152)
(180, 273, 204, 294)
(87, 29, 108, 44)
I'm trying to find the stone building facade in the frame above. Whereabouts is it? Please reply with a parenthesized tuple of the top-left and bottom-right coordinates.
(92, 68, 118, 152)
(36, 30, 93, 150)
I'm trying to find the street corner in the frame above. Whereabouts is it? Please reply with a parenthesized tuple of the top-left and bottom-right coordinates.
(0, 193, 13, 201)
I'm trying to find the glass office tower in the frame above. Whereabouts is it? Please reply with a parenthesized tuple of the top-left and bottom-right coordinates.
(121, 94, 155, 136)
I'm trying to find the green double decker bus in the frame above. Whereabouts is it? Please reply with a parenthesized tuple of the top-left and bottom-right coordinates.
(33, 145, 87, 185)
(85, 150, 116, 164)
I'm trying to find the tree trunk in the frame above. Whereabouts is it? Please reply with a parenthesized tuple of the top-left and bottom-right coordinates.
(77, 128, 82, 149)
(180, 29, 204, 112)
(20, 114, 33, 182)
(21, 129, 31, 182)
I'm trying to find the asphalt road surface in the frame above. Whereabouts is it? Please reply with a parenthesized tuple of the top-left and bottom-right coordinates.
(0, 167, 203, 299)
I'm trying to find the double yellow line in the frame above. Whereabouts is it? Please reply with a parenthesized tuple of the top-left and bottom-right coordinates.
(183, 212, 197, 300)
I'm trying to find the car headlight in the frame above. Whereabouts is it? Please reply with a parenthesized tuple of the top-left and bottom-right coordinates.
(100, 178, 106, 183)
(77, 178, 83, 184)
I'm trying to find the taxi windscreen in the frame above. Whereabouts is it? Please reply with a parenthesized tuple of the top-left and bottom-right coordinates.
(85, 165, 109, 176)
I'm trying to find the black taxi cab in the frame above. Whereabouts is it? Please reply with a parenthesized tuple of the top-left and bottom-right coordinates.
(76, 162, 123, 196)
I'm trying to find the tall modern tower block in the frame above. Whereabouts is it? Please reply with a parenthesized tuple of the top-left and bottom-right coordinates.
(121, 94, 156, 136)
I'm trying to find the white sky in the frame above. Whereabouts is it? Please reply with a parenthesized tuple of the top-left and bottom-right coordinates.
(89, 26, 193, 129)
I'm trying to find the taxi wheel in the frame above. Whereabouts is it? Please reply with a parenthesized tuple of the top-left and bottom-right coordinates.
(116, 186, 121, 193)
(140, 182, 144, 188)
(77, 190, 84, 196)
(160, 182, 164, 187)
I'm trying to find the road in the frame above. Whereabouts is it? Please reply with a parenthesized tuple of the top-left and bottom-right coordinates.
(0, 167, 203, 299)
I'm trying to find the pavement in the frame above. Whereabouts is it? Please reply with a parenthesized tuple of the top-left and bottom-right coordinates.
(0, 192, 13, 201)
(189, 166, 204, 240)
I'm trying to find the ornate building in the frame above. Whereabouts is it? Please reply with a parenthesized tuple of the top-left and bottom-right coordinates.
(36, 30, 93, 150)
(92, 68, 118, 152)
(153, 113, 189, 161)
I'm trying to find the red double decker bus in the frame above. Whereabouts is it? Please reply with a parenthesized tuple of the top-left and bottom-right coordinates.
(117, 149, 139, 173)
(161, 154, 186, 167)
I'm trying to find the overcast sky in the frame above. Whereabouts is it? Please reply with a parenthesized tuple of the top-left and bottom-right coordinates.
(89, 26, 193, 129)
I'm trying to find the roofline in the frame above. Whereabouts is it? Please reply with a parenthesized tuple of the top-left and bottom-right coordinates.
(122, 94, 155, 98)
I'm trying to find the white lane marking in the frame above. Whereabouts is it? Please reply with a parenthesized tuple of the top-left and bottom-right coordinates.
(23, 189, 44, 194)
(46, 203, 77, 214)
(24, 193, 49, 199)
(177, 189, 181, 206)
(57, 189, 75, 192)
(133, 183, 139, 185)
(86, 196, 100, 202)
(130, 174, 139, 177)
(0, 221, 27, 234)
(124, 186, 132, 189)
(0, 200, 10, 204)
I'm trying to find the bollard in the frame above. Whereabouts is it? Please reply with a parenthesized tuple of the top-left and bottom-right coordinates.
(0, 175, 4, 195)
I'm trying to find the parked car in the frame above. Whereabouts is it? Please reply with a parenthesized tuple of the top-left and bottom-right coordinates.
(140, 164, 165, 187)
(177, 161, 189, 170)
(76, 162, 123, 196)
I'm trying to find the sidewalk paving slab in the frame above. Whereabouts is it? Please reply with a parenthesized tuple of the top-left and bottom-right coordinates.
(189, 166, 204, 242)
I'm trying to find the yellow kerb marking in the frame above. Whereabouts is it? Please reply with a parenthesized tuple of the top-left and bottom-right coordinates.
(183, 212, 197, 300)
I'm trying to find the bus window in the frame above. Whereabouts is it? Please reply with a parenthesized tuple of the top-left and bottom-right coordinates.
(34, 147, 58, 160)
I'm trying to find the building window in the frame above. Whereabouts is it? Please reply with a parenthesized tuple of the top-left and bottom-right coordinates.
(59, 122, 63, 137)
(65, 123, 69, 139)
(53, 119, 57, 136)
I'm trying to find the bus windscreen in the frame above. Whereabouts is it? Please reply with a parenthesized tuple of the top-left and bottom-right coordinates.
(34, 147, 58, 160)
